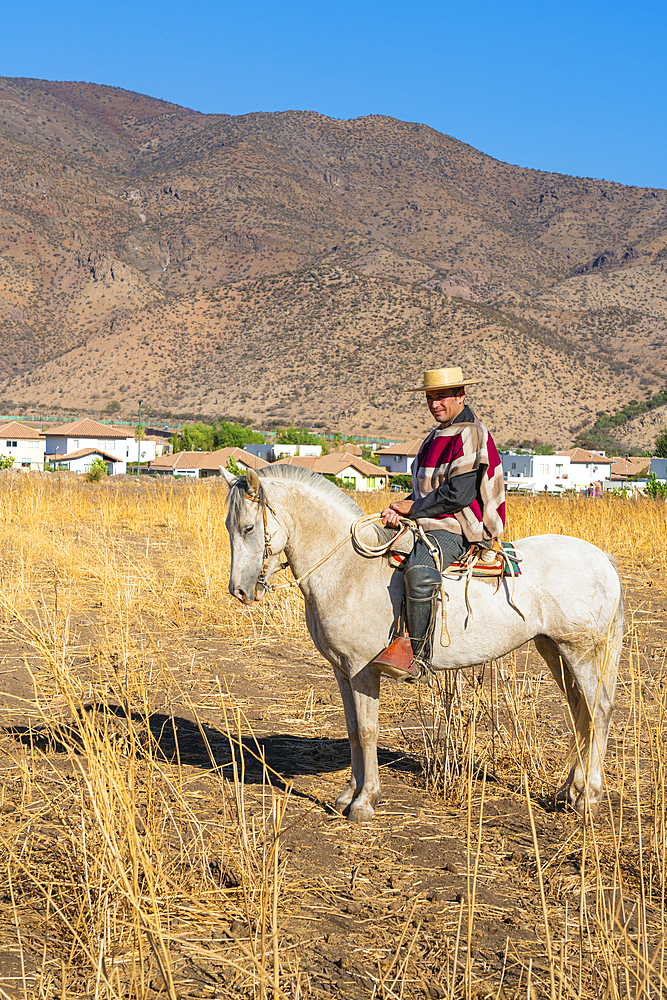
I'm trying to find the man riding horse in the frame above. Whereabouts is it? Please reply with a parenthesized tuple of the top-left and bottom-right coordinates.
(375, 366, 505, 680)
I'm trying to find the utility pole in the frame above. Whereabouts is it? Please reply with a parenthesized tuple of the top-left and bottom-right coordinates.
(137, 399, 143, 476)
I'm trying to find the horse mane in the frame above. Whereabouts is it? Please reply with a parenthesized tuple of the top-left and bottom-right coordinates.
(227, 463, 366, 527)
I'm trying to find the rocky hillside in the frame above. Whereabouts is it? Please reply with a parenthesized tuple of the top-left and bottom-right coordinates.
(1, 76, 666, 446)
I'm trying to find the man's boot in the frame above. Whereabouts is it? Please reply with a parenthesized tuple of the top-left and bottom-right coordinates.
(373, 564, 442, 680)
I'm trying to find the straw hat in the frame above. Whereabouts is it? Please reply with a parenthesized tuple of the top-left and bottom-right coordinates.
(407, 366, 483, 392)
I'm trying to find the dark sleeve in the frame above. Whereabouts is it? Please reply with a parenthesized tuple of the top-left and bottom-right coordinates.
(409, 471, 478, 519)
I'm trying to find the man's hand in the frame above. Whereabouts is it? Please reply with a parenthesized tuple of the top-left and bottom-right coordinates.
(381, 498, 414, 528)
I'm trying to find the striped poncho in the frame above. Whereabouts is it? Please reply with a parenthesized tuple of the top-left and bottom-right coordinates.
(411, 409, 505, 543)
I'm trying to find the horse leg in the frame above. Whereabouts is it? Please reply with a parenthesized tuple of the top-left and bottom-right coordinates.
(534, 634, 613, 817)
(332, 665, 364, 814)
(346, 663, 381, 823)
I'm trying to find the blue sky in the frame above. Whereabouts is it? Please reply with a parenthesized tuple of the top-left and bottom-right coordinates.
(3, 0, 667, 189)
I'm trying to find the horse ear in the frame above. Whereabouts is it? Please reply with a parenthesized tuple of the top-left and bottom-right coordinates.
(219, 466, 236, 488)
(245, 467, 260, 497)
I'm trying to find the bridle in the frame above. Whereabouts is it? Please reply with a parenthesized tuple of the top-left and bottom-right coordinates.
(243, 490, 279, 592)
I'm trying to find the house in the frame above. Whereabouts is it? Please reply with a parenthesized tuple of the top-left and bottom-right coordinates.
(0, 421, 46, 471)
(197, 448, 269, 477)
(125, 436, 159, 465)
(43, 419, 129, 474)
(274, 452, 390, 491)
(48, 448, 124, 476)
(502, 453, 573, 492)
(271, 443, 323, 459)
(501, 453, 533, 479)
(148, 448, 268, 478)
(609, 457, 650, 482)
(556, 448, 613, 488)
(374, 438, 423, 475)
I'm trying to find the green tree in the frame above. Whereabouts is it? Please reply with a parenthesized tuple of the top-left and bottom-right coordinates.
(225, 456, 245, 477)
(645, 471, 667, 500)
(0, 454, 14, 470)
(105, 400, 121, 414)
(173, 420, 265, 453)
(86, 458, 108, 483)
(654, 428, 667, 459)
(534, 444, 554, 455)
(134, 423, 145, 441)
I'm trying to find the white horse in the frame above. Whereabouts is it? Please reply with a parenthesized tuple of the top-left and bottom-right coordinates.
(222, 465, 624, 823)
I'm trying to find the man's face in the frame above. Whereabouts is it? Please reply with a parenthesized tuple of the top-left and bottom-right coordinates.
(425, 387, 466, 426)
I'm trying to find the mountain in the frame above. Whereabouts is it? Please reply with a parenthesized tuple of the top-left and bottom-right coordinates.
(1, 75, 667, 447)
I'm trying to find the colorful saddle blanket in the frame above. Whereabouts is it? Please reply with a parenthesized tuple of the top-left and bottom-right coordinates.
(444, 542, 522, 578)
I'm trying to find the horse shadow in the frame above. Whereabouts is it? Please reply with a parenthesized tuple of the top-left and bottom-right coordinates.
(1, 703, 420, 797)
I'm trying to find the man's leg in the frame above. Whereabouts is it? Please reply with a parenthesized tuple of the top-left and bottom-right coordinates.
(374, 530, 469, 679)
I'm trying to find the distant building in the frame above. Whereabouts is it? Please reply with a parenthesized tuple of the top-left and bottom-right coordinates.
(0, 421, 46, 471)
(556, 448, 613, 488)
(44, 419, 129, 474)
(374, 438, 423, 475)
(502, 453, 573, 492)
(149, 447, 268, 478)
(271, 443, 322, 459)
(274, 452, 389, 490)
(48, 447, 124, 476)
(609, 456, 650, 481)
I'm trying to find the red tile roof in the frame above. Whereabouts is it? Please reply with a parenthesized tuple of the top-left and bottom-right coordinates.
(47, 447, 122, 463)
(149, 448, 268, 472)
(375, 437, 423, 456)
(275, 452, 389, 478)
(557, 448, 613, 464)
(45, 418, 129, 439)
(610, 456, 650, 479)
(0, 421, 44, 440)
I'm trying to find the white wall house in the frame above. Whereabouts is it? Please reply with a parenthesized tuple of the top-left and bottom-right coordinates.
(504, 453, 573, 492)
(556, 449, 613, 488)
(0, 421, 46, 470)
(374, 438, 423, 475)
(51, 448, 124, 476)
(503, 449, 613, 493)
(125, 437, 159, 464)
(44, 419, 128, 474)
(271, 443, 322, 459)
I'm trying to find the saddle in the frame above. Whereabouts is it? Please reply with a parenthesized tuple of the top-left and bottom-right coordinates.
(386, 530, 524, 652)
(388, 529, 522, 580)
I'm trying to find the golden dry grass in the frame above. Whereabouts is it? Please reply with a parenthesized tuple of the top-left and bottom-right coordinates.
(0, 475, 665, 999)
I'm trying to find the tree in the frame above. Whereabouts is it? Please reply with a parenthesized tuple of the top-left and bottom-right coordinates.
(0, 454, 14, 470)
(86, 458, 108, 483)
(225, 456, 245, 477)
(134, 423, 145, 441)
(654, 428, 667, 459)
(105, 400, 121, 413)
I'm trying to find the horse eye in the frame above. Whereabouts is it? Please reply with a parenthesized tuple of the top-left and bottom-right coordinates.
(243, 525, 254, 536)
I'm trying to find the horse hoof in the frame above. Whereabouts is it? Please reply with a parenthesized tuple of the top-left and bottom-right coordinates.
(335, 792, 354, 814)
(348, 800, 375, 824)
(572, 789, 600, 820)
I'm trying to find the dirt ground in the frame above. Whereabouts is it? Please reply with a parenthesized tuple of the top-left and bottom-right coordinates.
(0, 485, 665, 998)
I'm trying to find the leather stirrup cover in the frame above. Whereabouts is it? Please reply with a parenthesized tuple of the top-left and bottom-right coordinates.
(373, 636, 414, 673)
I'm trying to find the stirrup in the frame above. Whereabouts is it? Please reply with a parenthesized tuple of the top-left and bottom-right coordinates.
(372, 637, 425, 682)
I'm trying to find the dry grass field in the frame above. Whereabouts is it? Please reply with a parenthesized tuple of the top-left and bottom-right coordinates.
(0, 474, 666, 999)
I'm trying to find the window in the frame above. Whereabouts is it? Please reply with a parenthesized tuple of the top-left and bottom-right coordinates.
(511, 462, 516, 470)
(539, 463, 549, 475)
(22, 462, 30, 468)
(6, 440, 17, 448)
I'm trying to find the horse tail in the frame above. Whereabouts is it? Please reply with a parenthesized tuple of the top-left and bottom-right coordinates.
(602, 553, 624, 706)
(565, 554, 624, 773)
